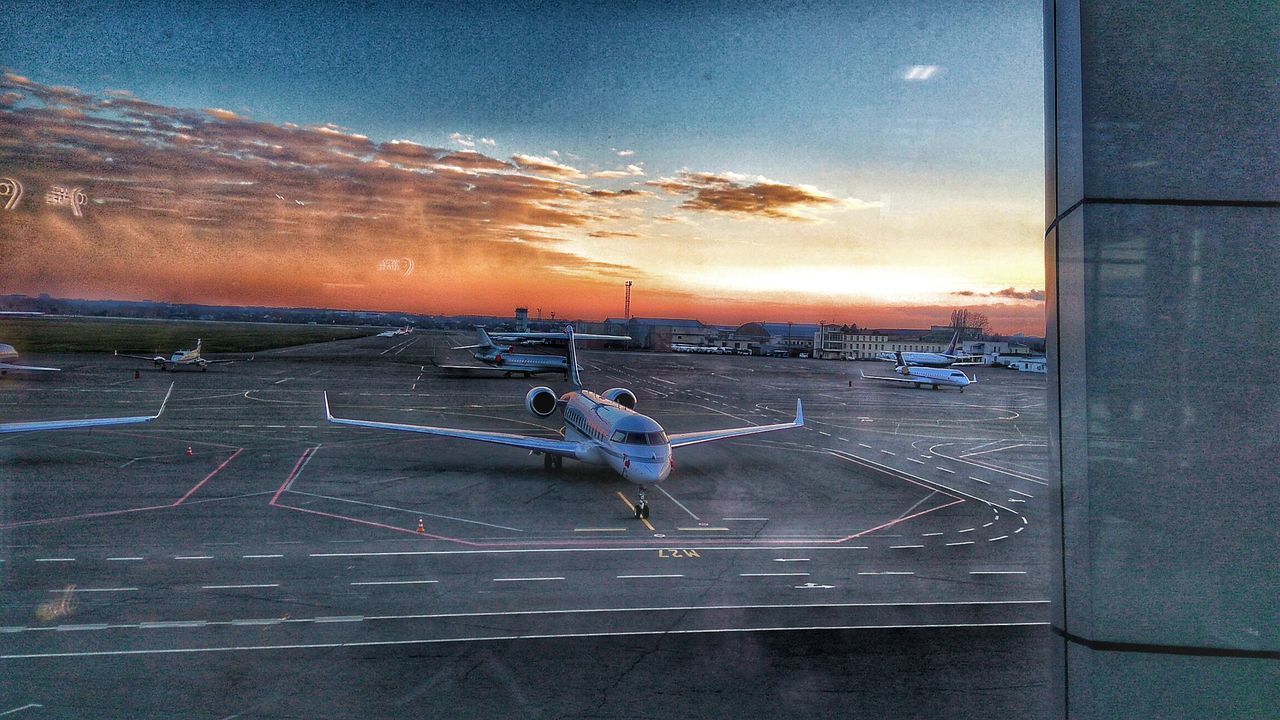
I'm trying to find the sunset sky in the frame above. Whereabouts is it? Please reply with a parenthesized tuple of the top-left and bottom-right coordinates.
(0, 2, 1045, 333)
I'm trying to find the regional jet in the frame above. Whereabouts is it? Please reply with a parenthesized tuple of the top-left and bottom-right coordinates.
(436, 326, 630, 379)
(1, 383, 172, 434)
(0, 343, 60, 374)
(861, 351, 975, 391)
(115, 339, 237, 371)
(326, 326, 803, 519)
(875, 331, 981, 368)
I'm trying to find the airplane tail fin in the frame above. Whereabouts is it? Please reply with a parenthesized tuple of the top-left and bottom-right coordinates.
(564, 324, 582, 388)
(195, 339, 202, 352)
(945, 330, 960, 356)
(894, 350, 906, 367)
(475, 326, 495, 349)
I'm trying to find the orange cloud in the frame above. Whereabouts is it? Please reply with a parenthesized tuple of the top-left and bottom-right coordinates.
(646, 171, 875, 221)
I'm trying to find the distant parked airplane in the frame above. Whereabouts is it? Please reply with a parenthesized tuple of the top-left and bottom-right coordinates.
(861, 351, 975, 391)
(436, 326, 630, 379)
(376, 326, 412, 338)
(115, 339, 237, 371)
(0, 343, 60, 374)
(875, 331, 981, 368)
(1, 383, 172, 433)
(327, 325, 803, 519)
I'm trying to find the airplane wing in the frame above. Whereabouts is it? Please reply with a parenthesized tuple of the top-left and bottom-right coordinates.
(432, 362, 539, 378)
(1, 383, 173, 434)
(859, 370, 927, 384)
(489, 332, 631, 341)
(0, 361, 60, 372)
(667, 399, 804, 449)
(201, 359, 238, 364)
(113, 351, 163, 362)
(323, 392, 583, 458)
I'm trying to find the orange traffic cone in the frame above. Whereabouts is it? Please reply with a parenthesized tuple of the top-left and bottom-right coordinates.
(186, 446, 193, 457)
(416, 517, 426, 534)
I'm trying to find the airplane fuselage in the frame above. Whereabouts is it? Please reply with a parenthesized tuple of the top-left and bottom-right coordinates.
(558, 390, 673, 486)
(896, 365, 972, 389)
(473, 348, 573, 375)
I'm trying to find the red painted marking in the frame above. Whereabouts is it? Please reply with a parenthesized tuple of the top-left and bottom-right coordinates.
(270, 447, 316, 504)
(0, 448, 244, 529)
(172, 448, 243, 505)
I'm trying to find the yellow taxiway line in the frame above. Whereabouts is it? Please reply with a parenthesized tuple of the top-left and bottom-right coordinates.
(616, 491, 656, 532)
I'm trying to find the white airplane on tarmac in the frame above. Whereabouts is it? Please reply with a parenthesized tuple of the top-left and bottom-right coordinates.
(862, 351, 976, 391)
(115, 339, 237, 371)
(1, 383, 172, 434)
(326, 325, 803, 519)
(437, 326, 631, 379)
(0, 343, 60, 374)
(875, 331, 982, 368)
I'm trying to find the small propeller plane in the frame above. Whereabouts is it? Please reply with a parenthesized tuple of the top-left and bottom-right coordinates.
(1, 383, 173, 434)
(326, 326, 803, 519)
(861, 351, 976, 391)
(115, 339, 237, 371)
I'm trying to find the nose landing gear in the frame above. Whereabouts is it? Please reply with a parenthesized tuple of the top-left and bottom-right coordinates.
(633, 485, 650, 519)
(542, 453, 563, 471)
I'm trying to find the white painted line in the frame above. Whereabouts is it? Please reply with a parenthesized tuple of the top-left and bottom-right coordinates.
(880, 450, 896, 456)
(858, 571, 914, 576)
(107, 557, 145, 561)
(958, 528, 974, 533)
(201, 584, 279, 590)
(970, 571, 1026, 575)
(266, 425, 287, 429)
(837, 437, 848, 442)
(297, 425, 318, 429)
(313, 616, 364, 623)
(945, 541, 975, 546)
(773, 558, 810, 562)
(349, 580, 439, 586)
(140, 620, 208, 629)
(989, 535, 1009, 542)
(907, 458, 925, 465)
(243, 554, 284, 559)
(656, 485, 700, 521)
(35, 558, 75, 563)
(890, 545, 924, 549)
(48, 587, 135, 593)
(55, 624, 110, 631)
(573, 528, 627, 532)
(936, 467, 955, 474)
(231, 618, 284, 626)
(678, 527, 728, 531)
(969, 476, 990, 485)
(616, 574, 684, 579)
(858, 443, 872, 449)
(1014, 527, 1025, 533)
(493, 577, 564, 582)
(722, 517, 768, 521)
(0, 704, 44, 716)
(1021, 516, 1028, 524)
(740, 572, 809, 577)
(920, 532, 944, 537)
(174, 556, 213, 560)
(817, 431, 831, 437)
(1009, 488, 1034, 498)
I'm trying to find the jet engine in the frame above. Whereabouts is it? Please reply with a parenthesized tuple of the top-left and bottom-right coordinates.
(602, 387, 637, 410)
(525, 386, 559, 417)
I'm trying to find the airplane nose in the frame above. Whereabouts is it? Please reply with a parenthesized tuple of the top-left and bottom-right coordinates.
(623, 456, 671, 484)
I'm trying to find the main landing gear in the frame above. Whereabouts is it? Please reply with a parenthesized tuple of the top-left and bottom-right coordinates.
(633, 485, 650, 520)
(543, 453, 563, 471)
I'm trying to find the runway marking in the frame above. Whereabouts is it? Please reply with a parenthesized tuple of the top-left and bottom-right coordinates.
(350, 580, 438, 586)
(773, 558, 809, 562)
(988, 536, 1010, 541)
(107, 557, 145, 561)
(741, 572, 809, 577)
(723, 517, 767, 521)
(1008, 488, 1034, 498)
(617, 574, 683, 579)
(616, 491, 655, 532)
(201, 584, 279, 590)
(857, 443, 872, 448)
(0, 621, 1054, 659)
(920, 532, 943, 537)
(817, 431, 831, 437)
(243, 554, 284, 559)
(958, 528, 974, 533)
(907, 458, 925, 465)
(34, 558, 75, 562)
(48, 587, 135, 593)
(231, 618, 284, 626)
(287, 490, 527, 533)
(1014, 527, 1025, 533)
(0, 704, 43, 716)
(175, 555, 214, 560)
(141, 621, 207, 629)
(945, 541, 975, 547)
(655, 485, 700, 521)
(493, 576, 564, 582)
(648, 375, 677, 386)
(55, 624, 110, 631)
(880, 450, 896, 456)
(970, 476, 990, 484)
(970, 571, 1025, 575)
(858, 571, 913, 576)
(837, 437, 848, 442)
(936, 467, 955, 474)
(314, 616, 363, 623)
(273, 378, 291, 385)
(890, 545, 924, 549)
(574, 528, 627, 533)
(678, 527, 728, 531)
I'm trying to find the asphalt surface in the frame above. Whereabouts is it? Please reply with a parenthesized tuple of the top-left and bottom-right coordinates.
(1, 330, 1054, 718)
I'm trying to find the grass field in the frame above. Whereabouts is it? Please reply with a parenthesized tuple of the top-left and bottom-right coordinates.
(0, 316, 376, 354)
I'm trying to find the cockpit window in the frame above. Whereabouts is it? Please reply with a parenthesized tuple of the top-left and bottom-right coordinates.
(621, 431, 668, 445)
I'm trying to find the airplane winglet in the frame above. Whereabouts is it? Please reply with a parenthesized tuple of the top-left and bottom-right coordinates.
(795, 398, 804, 427)
(322, 391, 334, 421)
(154, 382, 175, 419)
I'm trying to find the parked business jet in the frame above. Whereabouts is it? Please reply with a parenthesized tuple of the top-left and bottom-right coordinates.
(376, 326, 412, 338)
(1, 383, 172, 434)
(861, 351, 976, 391)
(115, 339, 236, 371)
(0, 343, 60, 374)
(875, 332, 981, 368)
(327, 326, 803, 519)
(437, 326, 630, 379)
